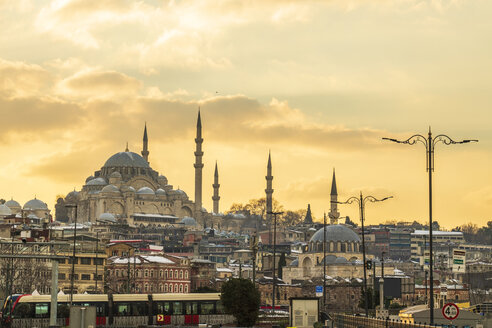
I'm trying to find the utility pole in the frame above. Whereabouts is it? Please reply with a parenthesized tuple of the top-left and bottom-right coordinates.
(268, 211, 283, 314)
(95, 230, 99, 293)
(65, 204, 78, 307)
(49, 259, 58, 328)
(323, 212, 327, 306)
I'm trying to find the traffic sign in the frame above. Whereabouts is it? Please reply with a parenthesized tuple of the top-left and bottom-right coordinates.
(157, 314, 164, 323)
(442, 303, 459, 321)
(315, 285, 323, 297)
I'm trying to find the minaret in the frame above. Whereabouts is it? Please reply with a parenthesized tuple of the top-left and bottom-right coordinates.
(141, 123, 149, 163)
(328, 168, 340, 225)
(194, 110, 204, 222)
(265, 151, 273, 225)
(212, 161, 220, 214)
(303, 204, 313, 224)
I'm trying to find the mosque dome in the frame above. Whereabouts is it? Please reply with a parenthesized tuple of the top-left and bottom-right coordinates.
(156, 188, 166, 196)
(99, 212, 116, 222)
(66, 190, 80, 199)
(23, 198, 48, 210)
(0, 204, 12, 216)
(309, 225, 360, 243)
(137, 187, 155, 195)
(175, 189, 187, 197)
(86, 177, 107, 186)
(85, 175, 95, 183)
(5, 199, 20, 208)
(180, 216, 197, 226)
(101, 184, 120, 193)
(104, 152, 149, 168)
(110, 171, 122, 178)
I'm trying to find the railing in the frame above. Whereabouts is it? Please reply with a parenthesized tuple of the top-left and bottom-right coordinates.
(332, 314, 439, 328)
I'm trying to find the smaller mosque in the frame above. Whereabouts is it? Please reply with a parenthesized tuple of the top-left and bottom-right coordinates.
(282, 170, 367, 283)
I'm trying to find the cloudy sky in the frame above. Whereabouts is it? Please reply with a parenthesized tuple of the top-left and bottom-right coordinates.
(0, 0, 491, 228)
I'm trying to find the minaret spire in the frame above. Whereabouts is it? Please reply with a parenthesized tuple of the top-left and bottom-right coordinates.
(194, 109, 204, 223)
(303, 204, 313, 224)
(141, 123, 149, 163)
(212, 161, 220, 214)
(265, 151, 274, 225)
(329, 168, 340, 225)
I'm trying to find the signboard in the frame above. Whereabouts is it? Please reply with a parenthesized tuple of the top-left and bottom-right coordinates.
(315, 286, 323, 297)
(442, 303, 459, 321)
(453, 250, 466, 273)
(157, 314, 164, 323)
(440, 286, 447, 296)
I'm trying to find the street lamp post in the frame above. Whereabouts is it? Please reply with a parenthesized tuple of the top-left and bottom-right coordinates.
(383, 127, 477, 324)
(267, 211, 283, 314)
(334, 193, 392, 317)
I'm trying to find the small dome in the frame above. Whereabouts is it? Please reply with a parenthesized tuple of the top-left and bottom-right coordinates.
(180, 216, 197, 226)
(137, 187, 155, 195)
(156, 188, 166, 196)
(101, 184, 120, 193)
(99, 213, 116, 222)
(158, 175, 168, 185)
(175, 189, 187, 197)
(24, 198, 48, 210)
(86, 177, 107, 186)
(309, 225, 361, 243)
(127, 186, 136, 192)
(66, 190, 80, 199)
(85, 175, 95, 183)
(104, 151, 149, 168)
(334, 257, 348, 264)
(0, 204, 12, 216)
(110, 171, 122, 178)
(5, 199, 20, 208)
(121, 186, 136, 193)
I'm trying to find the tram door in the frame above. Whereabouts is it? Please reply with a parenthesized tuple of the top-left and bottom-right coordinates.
(290, 298, 318, 328)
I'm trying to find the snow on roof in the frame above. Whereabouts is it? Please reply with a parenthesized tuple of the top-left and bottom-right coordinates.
(112, 255, 175, 265)
(411, 230, 463, 236)
(217, 267, 233, 273)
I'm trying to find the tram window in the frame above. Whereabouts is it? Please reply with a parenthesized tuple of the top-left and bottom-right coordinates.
(216, 301, 225, 314)
(185, 302, 198, 315)
(131, 302, 148, 316)
(116, 303, 131, 316)
(35, 303, 49, 318)
(13, 303, 32, 318)
(173, 302, 183, 315)
(200, 302, 215, 315)
(154, 302, 171, 315)
(57, 304, 70, 318)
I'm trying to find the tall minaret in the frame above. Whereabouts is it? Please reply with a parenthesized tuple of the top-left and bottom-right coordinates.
(141, 123, 149, 163)
(328, 168, 340, 225)
(265, 151, 273, 225)
(194, 110, 204, 221)
(212, 161, 220, 214)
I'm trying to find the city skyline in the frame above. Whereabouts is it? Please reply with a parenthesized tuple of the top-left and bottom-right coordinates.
(0, 1, 491, 228)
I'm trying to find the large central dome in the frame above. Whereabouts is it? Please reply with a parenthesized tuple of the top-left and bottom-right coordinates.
(104, 151, 149, 168)
(310, 225, 361, 243)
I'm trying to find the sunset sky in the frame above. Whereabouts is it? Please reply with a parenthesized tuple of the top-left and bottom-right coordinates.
(0, 0, 491, 229)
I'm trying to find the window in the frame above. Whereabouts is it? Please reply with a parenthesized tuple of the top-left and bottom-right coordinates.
(145, 270, 149, 277)
(200, 302, 214, 314)
(81, 274, 91, 280)
(185, 302, 198, 314)
(173, 302, 183, 314)
(185, 271, 188, 279)
(184, 285, 188, 293)
(159, 284, 163, 292)
(180, 270, 183, 279)
(164, 284, 168, 292)
(69, 274, 79, 280)
(179, 284, 183, 293)
(160, 270, 163, 278)
(80, 258, 91, 265)
(169, 270, 173, 279)
(155, 301, 171, 315)
(175, 284, 178, 293)
(169, 284, 173, 293)
(116, 303, 130, 316)
(35, 303, 49, 318)
(165, 270, 168, 279)
(145, 284, 148, 292)
(175, 270, 178, 278)
(94, 258, 104, 265)
(68, 257, 78, 264)
(150, 270, 154, 278)
(58, 273, 66, 280)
